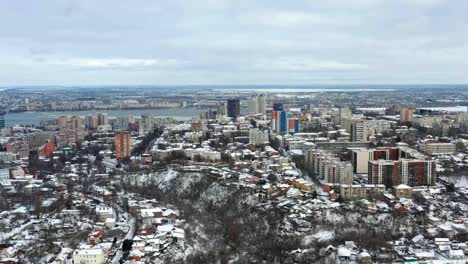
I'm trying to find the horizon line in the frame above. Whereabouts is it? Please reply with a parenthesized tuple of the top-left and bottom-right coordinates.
(2, 83, 468, 89)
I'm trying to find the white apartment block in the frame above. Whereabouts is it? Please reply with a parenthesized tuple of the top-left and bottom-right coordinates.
(248, 95, 266, 114)
(0, 168, 10, 186)
(249, 128, 269, 145)
(305, 149, 353, 185)
(349, 148, 370, 174)
(339, 184, 386, 200)
(419, 142, 456, 156)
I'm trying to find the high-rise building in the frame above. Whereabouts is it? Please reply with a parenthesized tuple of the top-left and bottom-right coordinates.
(139, 115, 158, 135)
(248, 95, 266, 114)
(258, 94, 266, 114)
(368, 160, 395, 188)
(0, 114, 5, 130)
(98, 112, 109, 126)
(306, 149, 353, 185)
(350, 147, 402, 174)
(217, 104, 226, 116)
(203, 109, 218, 120)
(271, 110, 287, 134)
(39, 140, 55, 158)
(273, 103, 283, 111)
(114, 116, 131, 131)
(350, 148, 370, 174)
(371, 147, 400, 160)
(337, 107, 353, 132)
(28, 131, 53, 148)
(339, 106, 353, 122)
(115, 131, 131, 160)
(226, 99, 240, 118)
(58, 115, 85, 146)
(368, 159, 436, 188)
(85, 114, 99, 129)
(351, 146, 425, 174)
(400, 108, 414, 124)
(351, 120, 368, 142)
(287, 118, 300, 134)
(248, 97, 257, 114)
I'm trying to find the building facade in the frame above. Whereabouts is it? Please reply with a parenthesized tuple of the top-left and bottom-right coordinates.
(249, 128, 269, 145)
(287, 118, 300, 134)
(368, 159, 436, 188)
(351, 120, 368, 142)
(73, 248, 105, 264)
(248, 95, 266, 114)
(114, 131, 130, 160)
(271, 110, 287, 134)
(419, 142, 456, 156)
(0, 168, 10, 186)
(227, 99, 240, 118)
(400, 108, 414, 123)
(58, 115, 85, 146)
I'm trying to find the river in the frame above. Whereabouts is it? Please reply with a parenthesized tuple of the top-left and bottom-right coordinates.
(4, 108, 209, 127)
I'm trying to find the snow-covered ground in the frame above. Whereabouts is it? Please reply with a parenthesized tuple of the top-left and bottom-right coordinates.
(441, 175, 468, 188)
(0, 219, 33, 243)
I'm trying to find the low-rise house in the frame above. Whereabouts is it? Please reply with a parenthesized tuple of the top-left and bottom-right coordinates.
(393, 184, 414, 199)
(95, 206, 113, 222)
(73, 248, 105, 264)
(88, 230, 105, 244)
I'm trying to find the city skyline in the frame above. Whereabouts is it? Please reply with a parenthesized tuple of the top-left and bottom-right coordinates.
(2, 1, 468, 263)
(1, 81, 468, 263)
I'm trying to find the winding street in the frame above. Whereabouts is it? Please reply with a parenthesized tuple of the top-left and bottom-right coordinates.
(110, 212, 136, 264)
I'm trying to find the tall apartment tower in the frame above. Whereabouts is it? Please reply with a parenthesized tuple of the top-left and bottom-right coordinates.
(400, 108, 414, 124)
(271, 110, 287, 134)
(58, 115, 85, 146)
(339, 107, 352, 123)
(287, 118, 300, 134)
(114, 116, 131, 131)
(351, 120, 368, 142)
(257, 94, 266, 113)
(0, 113, 5, 130)
(115, 131, 130, 160)
(273, 103, 283, 111)
(98, 112, 109, 126)
(248, 95, 266, 114)
(227, 99, 240, 118)
(338, 106, 352, 131)
(368, 159, 436, 188)
(85, 114, 99, 129)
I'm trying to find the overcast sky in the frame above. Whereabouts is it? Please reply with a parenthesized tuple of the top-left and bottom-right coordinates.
(1, 0, 467, 86)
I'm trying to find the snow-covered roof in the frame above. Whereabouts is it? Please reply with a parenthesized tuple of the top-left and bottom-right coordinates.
(337, 247, 351, 257)
(74, 248, 104, 256)
(157, 224, 174, 233)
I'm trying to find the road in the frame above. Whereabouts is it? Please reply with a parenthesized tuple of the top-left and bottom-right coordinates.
(110, 213, 136, 264)
(302, 168, 322, 187)
(86, 193, 136, 264)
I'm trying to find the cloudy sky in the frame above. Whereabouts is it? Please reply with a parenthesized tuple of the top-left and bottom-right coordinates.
(1, 0, 467, 86)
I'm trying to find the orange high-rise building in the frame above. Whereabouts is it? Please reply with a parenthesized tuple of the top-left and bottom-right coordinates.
(115, 131, 130, 160)
(39, 141, 55, 158)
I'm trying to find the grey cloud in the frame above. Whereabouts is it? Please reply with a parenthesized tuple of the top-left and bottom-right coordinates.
(0, 0, 467, 86)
